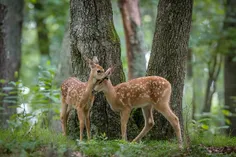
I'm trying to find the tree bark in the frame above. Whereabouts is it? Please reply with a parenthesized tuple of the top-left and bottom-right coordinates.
(224, 0, 236, 136)
(146, 0, 193, 139)
(69, 0, 138, 139)
(0, 0, 24, 128)
(118, 0, 146, 80)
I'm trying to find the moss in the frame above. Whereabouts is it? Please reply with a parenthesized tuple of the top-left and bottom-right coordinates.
(120, 69, 126, 82)
(108, 21, 120, 43)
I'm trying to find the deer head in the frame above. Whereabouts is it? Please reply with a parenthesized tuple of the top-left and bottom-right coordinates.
(85, 56, 106, 84)
(93, 66, 114, 93)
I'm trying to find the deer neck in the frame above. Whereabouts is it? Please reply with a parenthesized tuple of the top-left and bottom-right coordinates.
(82, 73, 95, 101)
(103, 80, 117, 107)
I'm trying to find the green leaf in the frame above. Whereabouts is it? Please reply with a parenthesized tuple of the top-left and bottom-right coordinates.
(2, 86, 14, 91)
(9, 81, 16, 86)
(222, 109, 232, 116)
(225, 118, 231, 125)
(0, 107, 5, 110)
(3, 100, 17, 104)
(0, 79, 6, 83)
(0, 93, 8, 96)
(201, 124, 209, 130)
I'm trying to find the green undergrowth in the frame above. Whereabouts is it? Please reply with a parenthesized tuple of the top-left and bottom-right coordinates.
(191, 134, 236, 147)
(0, 127, 236, 157)
(76, 139, 179, 157)
(0, 127, 76, 156)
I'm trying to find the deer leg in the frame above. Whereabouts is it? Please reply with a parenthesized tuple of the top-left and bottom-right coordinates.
(85, 110, 91, 140)
(60, 98, 68, 136)
(120, 108, 131, 141)
(64, 104, 72, 134)
(65, 104, 72, 121)
(133, 105, 154, 142)
(77, 107, 85, 141)
(85, 97, 94, 140)
(156, 105, 183, 148)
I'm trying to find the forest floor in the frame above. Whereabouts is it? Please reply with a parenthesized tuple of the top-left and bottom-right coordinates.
(0, 127, 236, 157)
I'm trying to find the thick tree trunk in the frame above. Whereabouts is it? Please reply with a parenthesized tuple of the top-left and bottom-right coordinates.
(224, 0, 236, 136)
(69, 0, 138, 139)
(146, 0, 193, 139)
(118, 0, 146, 80)
(0, 0, 24, 128)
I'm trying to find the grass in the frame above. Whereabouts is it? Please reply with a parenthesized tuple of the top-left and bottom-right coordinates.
(0, 127, 76, 156)
(191, 134, 236, 147)
(76, 139, 179, 157)
(0, 126, 236, 157)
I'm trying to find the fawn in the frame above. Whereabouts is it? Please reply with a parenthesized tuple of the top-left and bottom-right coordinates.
(94, 67, 183, 148)
(60, 56, 105, 140)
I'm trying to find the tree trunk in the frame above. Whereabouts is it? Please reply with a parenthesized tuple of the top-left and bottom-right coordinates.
(55, 23, 73, 85)
(224, 0, 236, 136)
(0, 4, 7, 81)
(118, 0, 146, 80)
(0, 4, 7, 108)
(118, 0, 146, 132)
(69, 0, 138, 139)
(146, 0, 193, 140)
(203, 54, 222, 113)
(187, 49, 193, 79)
(33, 1, 50, 62)
(0, 0, 24, 128)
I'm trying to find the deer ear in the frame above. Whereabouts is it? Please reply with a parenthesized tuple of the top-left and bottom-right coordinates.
(105, 67, 114, 77)
(83, 56, 96, 68)
(92, 56, 99, 64)
(83, 56, 90, 63)
(89, 59, 96, 68)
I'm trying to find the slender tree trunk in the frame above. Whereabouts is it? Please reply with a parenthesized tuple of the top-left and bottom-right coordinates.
(0, 4, 7, 81)
(0, 0, 24, 128)
(33, 1, 53, 129)
(0, 4, 7, 107)
(33, 1, 50, 61)
(69, 0, 138, 139)
(224, 0, 236, 136)
(146, 0, 193, 139)
(118, 0, 146, 80)
(55, 23, 73, 84)
(187, 49, 193, 79)
(186, 48, 196, 120)
(118, 0, 146, 132)
(203, 54, 222, 113)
